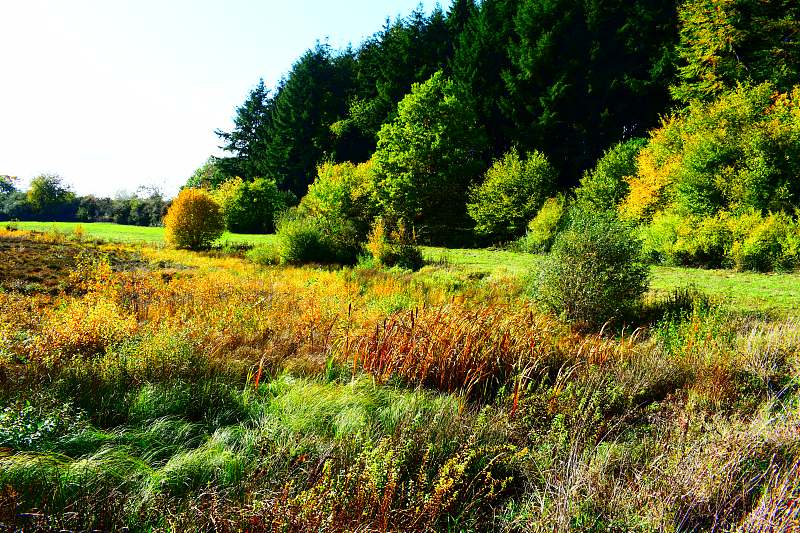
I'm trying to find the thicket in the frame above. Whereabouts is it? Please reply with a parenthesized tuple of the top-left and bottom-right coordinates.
(468, 148, 555, 240)
(621, 83, 800, 272)
(212, 177, 291, 234)
(0, 174, 167, 226)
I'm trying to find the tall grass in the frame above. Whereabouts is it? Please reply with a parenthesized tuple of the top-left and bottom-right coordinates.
(1, 232, 798, 530)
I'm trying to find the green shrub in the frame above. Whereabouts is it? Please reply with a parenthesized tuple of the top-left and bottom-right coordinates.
(245, 244, 279, 266)
(275, 210, 361, 265)
(575, 138, 647, 211)
(467, 148, 556, 240)
(516, 195, 566, 253)
(731, 211, 799, 272)
(213, 177, 291, 234)
(366, 218, 424, 271)
(300, 160, 376, 241)
(642, 209, 800, 272)
(533, 211, 650, 328)
(275, 212, 329, 264)
(622, 83, 800, 221)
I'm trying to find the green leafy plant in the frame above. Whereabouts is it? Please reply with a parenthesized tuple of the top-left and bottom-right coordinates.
(534, 210, 650, 328)
(517, 195, 566, 253)
(468, 148, 556, 240)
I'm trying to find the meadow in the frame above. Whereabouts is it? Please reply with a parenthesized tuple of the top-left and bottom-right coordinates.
(9, 222, 800, 315)
(0, 226, 798, 531)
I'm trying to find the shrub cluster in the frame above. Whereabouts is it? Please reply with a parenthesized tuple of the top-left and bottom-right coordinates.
(621, 83, 800, 221)
(275, 209, 361, 265)
(365, 218, 424, 270)
(641, 209, 800, 272)
(212, 177, 292, 234)
(467, 147, 556, 240)
(515, 195, 567, 253)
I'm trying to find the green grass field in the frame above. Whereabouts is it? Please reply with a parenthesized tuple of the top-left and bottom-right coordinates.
(10, 221, 799, 314)
(423, 245, 800, 315)
(12, 221, 277, 246)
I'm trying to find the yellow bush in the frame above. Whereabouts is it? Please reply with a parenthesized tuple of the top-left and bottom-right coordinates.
(164, 188, 224, 250)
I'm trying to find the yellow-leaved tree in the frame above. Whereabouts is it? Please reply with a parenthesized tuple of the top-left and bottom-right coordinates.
(164, 188, 224, 250)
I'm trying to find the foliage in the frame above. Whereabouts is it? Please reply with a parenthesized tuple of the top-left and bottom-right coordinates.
(372, 71, 488, 236)
(300, 160, 377, 240)
(642, 209, 800, 272)
(575, 138, 647, 211)
(163, 188, 224, 250)
(185, 157, 228, 190)
(213, 80, 274, 182)
(731, 211, 800, 272)
(516, 195, 567, 254)
(264, 45, 360, 197)
(534, 210, 650, 328)
(0, 175, 17, 195)
(496, 0, 677, 179)
(467, 148, 556, 239)
(26, 174, 76, 221)
(366, 218, 424, 271)
(274, 209, 360, 265)
(622, 83, 800, 221)
(672, 0, 800, 103)
(212, 177, 290, 234)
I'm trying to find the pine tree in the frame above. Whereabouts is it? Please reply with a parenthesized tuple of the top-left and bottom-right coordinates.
(214, 79, 274, 180)
(672, 0, 800, 103)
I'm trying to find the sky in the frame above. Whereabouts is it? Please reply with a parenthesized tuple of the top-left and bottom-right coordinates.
(0, 0, 447, 198)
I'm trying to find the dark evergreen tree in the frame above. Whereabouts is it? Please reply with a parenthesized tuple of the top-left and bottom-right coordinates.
(215, 79, 274, 180)
(450, 0, 519, 158)
(265, 43, 356, 197)
(672, 0, 800, 103)
(499, 0, 676, 184)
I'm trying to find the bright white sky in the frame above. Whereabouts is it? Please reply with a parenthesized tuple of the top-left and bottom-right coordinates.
(0, 0, 445, 198)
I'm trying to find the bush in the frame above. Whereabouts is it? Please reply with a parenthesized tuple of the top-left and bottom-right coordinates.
(621, 83, 800, 221)
(575, 138, 647, 211)
(275, 210, 361, 265)
(213, 177, 291, 234)
(300, 160, 376, 240)
(245, 244, 279, 266)
(641, 209, 800, 271)
(467, 148, 556, 240)
(516, 195, 566, 253)
(534, 211, 650, 329)
(366, 218, 424, 271)
(731, 211, 800, 272)
(163, 188, 224, 250)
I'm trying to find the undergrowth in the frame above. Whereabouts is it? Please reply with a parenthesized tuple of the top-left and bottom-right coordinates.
(0, 231, 798, 531)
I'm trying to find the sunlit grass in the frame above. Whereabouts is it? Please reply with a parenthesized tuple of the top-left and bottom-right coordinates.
(13, 221, 277, 246)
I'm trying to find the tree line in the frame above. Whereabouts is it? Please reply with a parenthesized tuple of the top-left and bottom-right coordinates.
(193, 0, 798, 247)
(0, 174, 167, 226)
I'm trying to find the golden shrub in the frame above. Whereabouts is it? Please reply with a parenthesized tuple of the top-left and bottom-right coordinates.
(32, 295, 137, 359)
(164, 188, 224, 250)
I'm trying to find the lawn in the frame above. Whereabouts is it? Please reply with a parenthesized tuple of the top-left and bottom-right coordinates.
(424, 245, 800, 315)
(12, 221, 277, 246)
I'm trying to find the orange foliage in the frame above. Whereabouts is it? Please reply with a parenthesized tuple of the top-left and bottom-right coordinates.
(164, 188, 224, 250)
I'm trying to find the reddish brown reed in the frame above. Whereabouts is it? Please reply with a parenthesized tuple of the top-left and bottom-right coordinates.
(346, 303, 566, 400)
